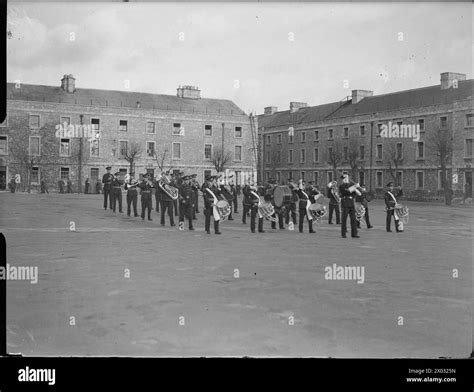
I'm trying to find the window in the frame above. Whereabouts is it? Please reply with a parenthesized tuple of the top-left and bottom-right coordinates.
(396, 143, 403, 159)
(359, 145, 365, 160)
(377, 123, 383, 136)
(288, 149, 293, 163)
(60, 116, 70, 126)
(376, 144, 383, 160)
(301, 171, 305, 181)
(147, 141, 156, 157)
(276, 151, 281, 163)
(416, 141, 424, 159)
(266, 135, 271, 145)
(328, 129, 334, 140)
(343, 127, 349, 138)
(327, 171, 334, 183)
(289, 134, 294, 143)
(91, 118, 100, 131)
(314, 171, 319, 184)
(146, 121, 156, 134)
(418, 119, 425, 131)
(173, 123, 183, 135)
(359, 125, 365, 136)
(300, 149, 306, 163)
(266, 151, 270, 163)
(60, 167, 70, 181)
(29, 114, 40, 129)
(120, 168, 128, 179)
(234, 126, 242, 138)
(234, 145, 242, 161)
(277, 134, 282, 144)
(172, 142, 181, 159)
(437, 170, 447, 190)
(119, 140, 128, 158)
(466, 114, 474, 127)
(359, 171, 365, 185)
(416, 171, 424, 189)
(204, 170, 211, 182)
(343, 146, 348, 161)
(396, 171, 403, 188)
(276, 172, 281, 183)
(204, 144, 212, 160)
(90, 139, 99, 157)
(288, 171, 293, 181)
(0, 136, 7, 155)
(314, 130, 319, 140)
(301, 131, 306, 143)
(376, 171, 383, 188)
(440, 116, 448, 129)
(31, 167, 39, 184)
(90, 168, 99, 182)
(466, 139, 473, 157)
(119, 120, 128, 132)
(205, 125, 213, 136)
(328, 147, 333, 161)
(60, 138, 70, 156)
(313, 148, 319, 162)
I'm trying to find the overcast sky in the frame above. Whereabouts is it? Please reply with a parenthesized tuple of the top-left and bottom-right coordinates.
(7, 2, 473, 114)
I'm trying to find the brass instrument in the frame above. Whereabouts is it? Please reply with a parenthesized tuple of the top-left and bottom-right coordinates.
(158, 172, 178, 200)
(308, 203, 327, 222)
(328, 181, 341, 203)
(355, 204, 366, 221)
(348, 181, 364, 196)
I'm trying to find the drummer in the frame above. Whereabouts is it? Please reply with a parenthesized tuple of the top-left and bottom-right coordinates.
(270, 179, 286, 230)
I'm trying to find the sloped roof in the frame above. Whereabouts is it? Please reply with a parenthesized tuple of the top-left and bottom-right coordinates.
(6, 83, 247, 116)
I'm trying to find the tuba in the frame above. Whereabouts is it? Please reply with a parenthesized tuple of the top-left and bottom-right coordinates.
(158, 173, 179, 200)
(355, 204, 366, 221)
(308, 203, 327, 222)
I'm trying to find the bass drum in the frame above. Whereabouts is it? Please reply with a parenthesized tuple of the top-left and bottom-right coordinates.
(273, 186, 292, 207)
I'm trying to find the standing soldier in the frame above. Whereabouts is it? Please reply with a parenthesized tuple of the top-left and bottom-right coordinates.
(158, 172, 176, 226)
(241, 181, 252, 224)
(66, 178, 73, 193)
(230, 179, 238, 215)
(327, 180, 341, 224)
(268, 179, 285, 230)
(111, 172, 123, 213)
(178, 175, 195, 231)
(153, 175, 161, 214)
(296, 179, 317, 234)
(102, 166, 114, 210)
(384, 182, 403, 233)
(9, 175, 16, 193)
(285, 179, 298, 229)
(125, 173, 139, 217)
(95, 178, 102, 194)
(58, 178, 64, 194)
(339, 174, 360, 238)
(84, 176, 90, 194)
(248, 183, 264, 233)
(40, 180, 49, 194)
(171, 172, 179, 218)
(202, 175, 222, 235)
(356, 184, 373, 229)
(192, 174, 200, 214)
(139, 173, 154, 221)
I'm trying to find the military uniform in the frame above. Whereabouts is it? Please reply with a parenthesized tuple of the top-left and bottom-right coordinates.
(285, 182, 298, 226)
(84, 178, 90, 194)
(158, 176, 175, 226)
(339, 176, 359, 238)
(384, 182, 403, 232)
(102, 167, 114, 209)
(66, 179, 73, 193)
(139, 174, 154, 221)
(178, 176, 195, 230)
(241, 184, 252, 224)
(327, 182, 341, 224)
(153, 177, 161, 213)
(58, 179, 64, 194)
(202, 176, 222, 234)
(296, 184, 317, 233)
(248, 186, 264, 233)
(355, 187, 372, 229)
(125, 175, 139, 217)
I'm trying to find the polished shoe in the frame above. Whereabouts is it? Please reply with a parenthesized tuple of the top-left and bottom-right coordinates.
(368, 225, 373, 229)
(189, 227, 195, 231)
(342, 235, 347, 238)
(309, 230, 316, 233)
(148, 218, 152, 221)
(134, 214, 139, 217)
(251, 230, 256, 233)
(228, 218, 234, 221)
(206, 230, 211, 234)
(387, 230, 392, 232)
(352, 235, 360, 238)
(328, 222, 333, 224)
(127, 214, 130, 217)
(171, 223, 176, 227)
(215, 231, 222, 235)
(259, 230, 265, 233)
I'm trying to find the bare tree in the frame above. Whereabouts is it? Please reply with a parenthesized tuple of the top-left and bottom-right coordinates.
(347, 137, 365, 181)
(154, 144, 171, 173)
(211, 145, 233, 173)
(9, 134, 44, 193)
(384, 141, 404, 186)
(426, 128, 453, 205)
(123, 140, 143, 174)
(326, 139, 344, 178)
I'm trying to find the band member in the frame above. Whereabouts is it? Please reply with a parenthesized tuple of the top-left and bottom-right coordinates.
(327, 180, 341, 224)
(40, 180, 49, 194)
(191, 174, 199, 219)
(9, 176, 16, 193)
(296, 180, 318, 234)
(111, 172, 123, 213)
(66, 179, 73, 193)
(125, 173, 139, 217)
(202, 175, 222, 234)
(171, 173, 179, 217)
(153, 176, 161, 213)
(241, 181, 252, 224)
(178, 175, 195, 231)
(229, 177, 238, 214)
(285, 179, 298, 227)
(268, 179, 285, 230)
(159, 172, 175, 226)
(355, 184, 373, 229)
(139, 173, 154, 221)
(339, 174, 360, 238)
(249, 184, 264, 233)
(102, 166, 114, 210)
(219, 177, 234, 221)
(84, 177, 90, 194)
(384, 182, 403, 232)
(96, 178, 102, 194)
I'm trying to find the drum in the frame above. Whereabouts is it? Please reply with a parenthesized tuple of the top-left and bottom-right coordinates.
(273, 186, 292, 207)
(308, 203, 327, 221)
(216, 200, 231, 220)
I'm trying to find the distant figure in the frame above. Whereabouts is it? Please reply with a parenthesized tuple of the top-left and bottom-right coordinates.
(96, 178, 102, 194)
(40, 180, 49, 194)
(85, 177, 90, 194)
(9, 176, 16, 193)
(67, 179, 73, 193)
(58, 179, 64, 194)
(464, 182, 472, 202)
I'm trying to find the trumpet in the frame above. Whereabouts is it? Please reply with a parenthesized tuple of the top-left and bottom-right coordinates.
(348, 181, 364, 196)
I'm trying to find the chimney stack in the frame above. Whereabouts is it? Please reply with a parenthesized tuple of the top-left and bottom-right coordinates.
(61, 74, 76, 93)
(264, 106, 278, 115)
(351, 89, 373, 104)
(440, 72, 466, 90)
(290, 102, 307, 112)
(177, 85, 201, 99)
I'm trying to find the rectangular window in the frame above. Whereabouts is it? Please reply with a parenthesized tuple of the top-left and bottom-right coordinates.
(90, 168, 99, 182)
(276, 151, 281, 163)
(396, 142, 403, 159)
(276, 172, 281, 183)
(343, 127, 349, 138)
(288, 149, 293, 163)
(234, 126, 242, 138)
(359, 171, 365, 185)
(300, 149, 305, 163)
(289, 134, 294, 143)
(147, 141, 156, 157)
(301, 131, 306, 143)
(376, 171, 383, 188)
(31, 167, 39, 184)
(266, 135, 271, 145)
(119, 120, 128, 132)
(204, 170, 211, 182)
(416, 171, 424, 189)
(440, 116, 448, 129)
(314, 130, 319, 140)
(204, 144, 212, 160)
(90, 139, 99, 157)
(60, 167, 70, 181)
(466, 139, 473, 157)
(327, 171, 334, 183)
(91, 118, 100, 131)
(266, 151, 270, 163)
(60, 138, 70, 156)
(29, 114, 40, 129)
(173, 123, 183, 135)
(416, 141, 424, 159)
(396, 171, 403, 188)
(146, 121, 156, 134)
(265, 171, 270, 182)
(60, 116, 70, 126)
(0, 136, 7, 155)
(376, 144, 383, 160)
(119, 140, 128, 158)
(314, 171, 319, 184)
(359, 125, 365, 136)
(172, 142, 181, 159)
(313, 148, 319, 162)
(466, 114, 474, 127)
(328, 129, 333, 140)
(328, 147, 333, 161)
(277, 134, 282, 144)
(418, 119, 425, 131)
(288, 171, 293, 181)
(377, 123, 383, 137)
(234, 145, 242, 161)
(343, 146, 348, 161)
(301, 171, 305, 181)
(205, 125, 213, 136)
(359, 145, 365, 160)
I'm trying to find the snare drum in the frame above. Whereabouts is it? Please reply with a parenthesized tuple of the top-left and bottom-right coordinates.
(273, 186, 292, 207)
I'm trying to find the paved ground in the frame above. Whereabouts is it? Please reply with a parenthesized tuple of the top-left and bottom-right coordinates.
(0, 191, 472, 357)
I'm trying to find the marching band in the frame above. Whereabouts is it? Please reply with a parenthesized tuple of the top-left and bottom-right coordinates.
(99, 168, 409, 237)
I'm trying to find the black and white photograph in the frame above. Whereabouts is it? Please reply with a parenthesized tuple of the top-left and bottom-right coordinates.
(0, 0, 473, 386)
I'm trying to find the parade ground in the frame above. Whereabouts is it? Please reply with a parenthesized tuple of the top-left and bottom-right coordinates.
(0, 192, 471, 358)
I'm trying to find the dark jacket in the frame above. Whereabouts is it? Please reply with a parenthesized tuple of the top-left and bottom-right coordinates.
(339, 183, 356, 208)
(202, 184, 221, 209)
(102, 173, 114, 189)
(384, 189, 403, 209)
